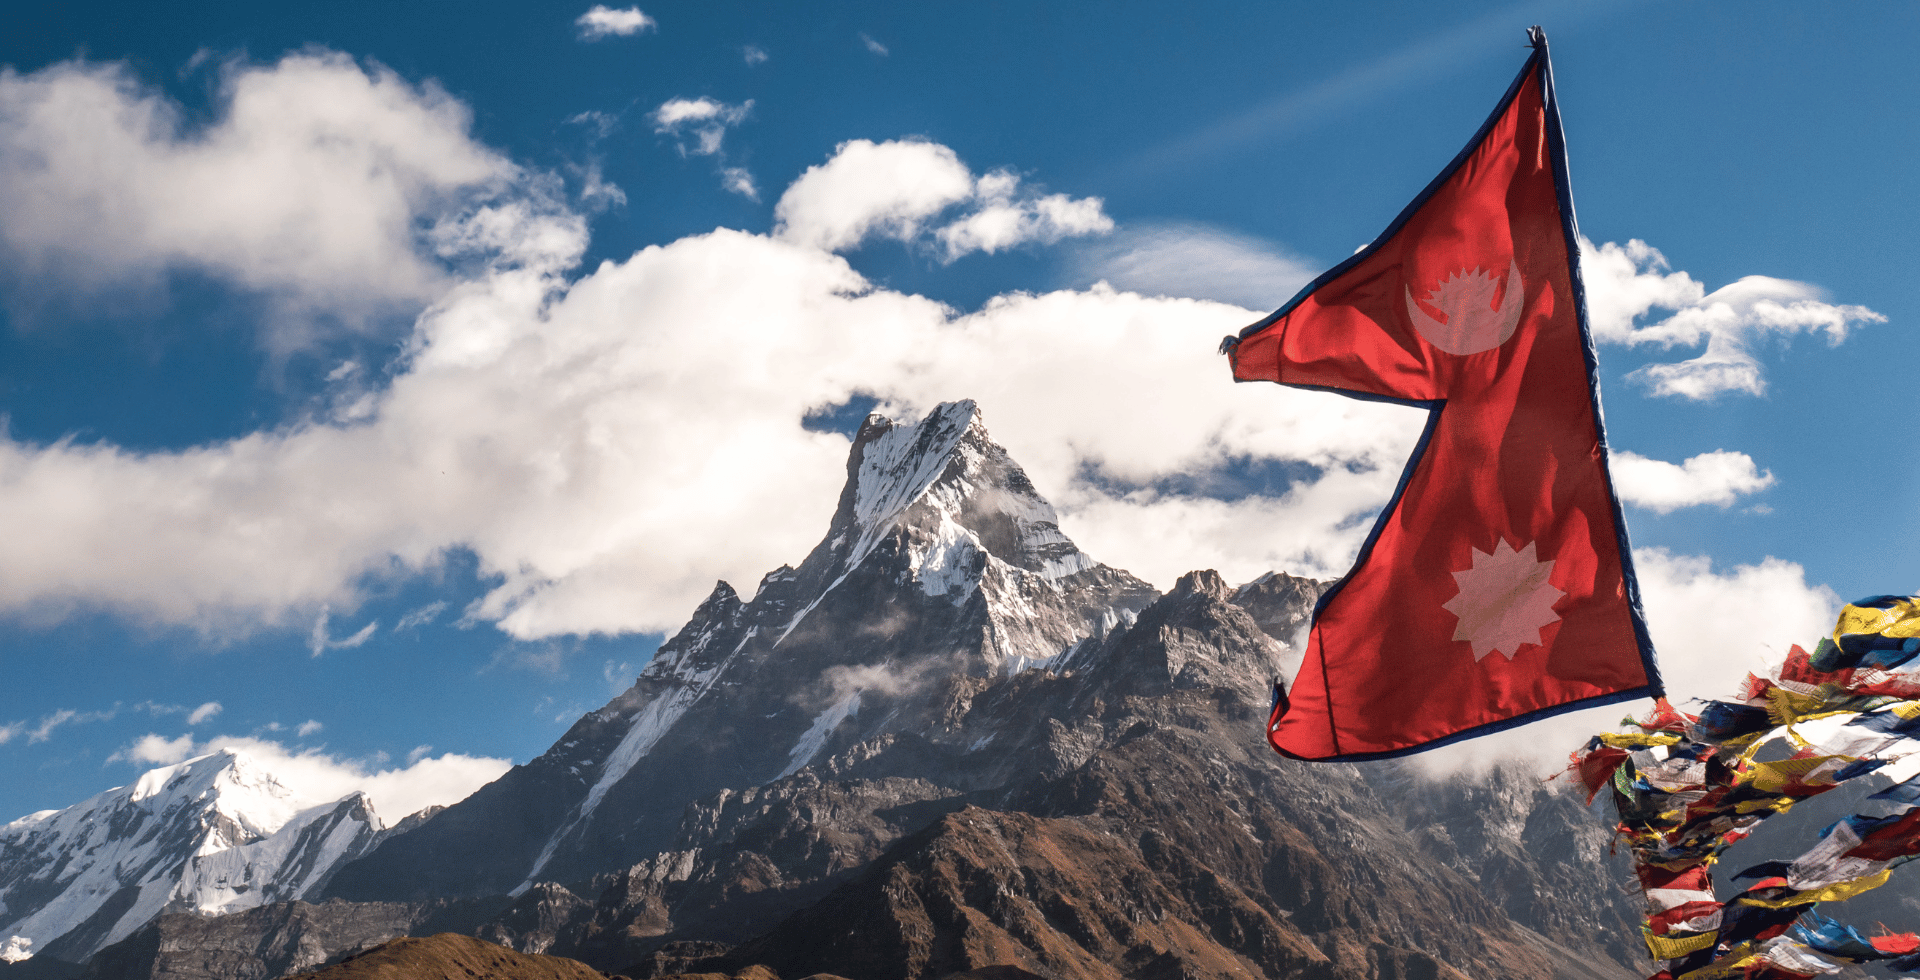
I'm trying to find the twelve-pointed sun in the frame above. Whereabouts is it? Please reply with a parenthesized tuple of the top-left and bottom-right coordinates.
(1441, 539, 1564, 661)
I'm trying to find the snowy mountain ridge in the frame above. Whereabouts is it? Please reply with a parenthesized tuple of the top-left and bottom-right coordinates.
(0, 748, 386, 964)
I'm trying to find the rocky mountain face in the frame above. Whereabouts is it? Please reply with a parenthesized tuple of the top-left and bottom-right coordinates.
(21, 401, 1653, 980)
(0, 750, 388, 965)
(325, 401, 1159, 902)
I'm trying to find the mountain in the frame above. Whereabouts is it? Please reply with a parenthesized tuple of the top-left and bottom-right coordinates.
(325, 400, 1158, 901)
(0, 750, 384, 964)
(60, 401, 1648, 980)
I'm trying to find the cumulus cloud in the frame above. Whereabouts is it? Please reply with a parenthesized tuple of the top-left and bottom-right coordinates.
(109, 732, 196, 765)
(1580, 238, 1883, 399)
(0, 53, 557, 350)
(774, 139, 1111, 260)
(1610, 449, 1774, 513)
(1069, 222, 1321, 312)
(106, 733, 507, 821)
(574, 5, 654, 41)
(743, 45, 768, 66)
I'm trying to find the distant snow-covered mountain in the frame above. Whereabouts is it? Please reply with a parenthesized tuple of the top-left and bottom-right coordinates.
(0, 749, 385, 963)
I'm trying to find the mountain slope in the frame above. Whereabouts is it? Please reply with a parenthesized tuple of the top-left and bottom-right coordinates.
(279, 933, 607, 980)
(0, 750, 383, 964)
(326, 401, 1157, 900)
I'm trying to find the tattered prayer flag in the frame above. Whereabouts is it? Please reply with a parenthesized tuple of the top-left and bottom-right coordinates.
(1221, 28, 1661, 760)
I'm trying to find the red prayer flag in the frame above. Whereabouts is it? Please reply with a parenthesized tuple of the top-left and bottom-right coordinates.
(1222, 29, 1662, 761)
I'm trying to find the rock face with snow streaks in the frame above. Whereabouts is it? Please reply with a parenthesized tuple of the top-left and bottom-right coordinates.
(0, 750, 383, 964)
(325, 401, 1158, 902)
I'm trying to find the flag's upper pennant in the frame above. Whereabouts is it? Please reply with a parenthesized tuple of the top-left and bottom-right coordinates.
(1223, 29, 1661, 761)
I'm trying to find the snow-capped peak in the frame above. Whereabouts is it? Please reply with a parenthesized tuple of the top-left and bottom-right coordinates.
(0, 748, 385, 964)
(833, 400, 1096, 592)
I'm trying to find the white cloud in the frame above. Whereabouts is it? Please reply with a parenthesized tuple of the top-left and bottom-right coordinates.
(1069, 222, 1320, 311)
(774, 139, 972, 252)
(107, 734, 507, 821)
(933, 170, 1114, 260)
(20, 708, 116, 744)
(0, 53, 556, 351)
(650, 97, 751, 150)
(308, 607, 378, 656)
(650, 97, 755, 197)
(1580, 238, 1882, 399)
(186, 702, 222, 725)
(774, 139, 1111, 260)
(395, 600, 447, 631)
(743, 45, 768, 66)
(296, 720, 324, 737)
(859, 33, 889, 57)
(574, 5, 655, 40)
(720, 166, 758, 201)
(565, 109, 618, 139)
(109, 733, 196, 765)
(1610, 449, 1774, 513)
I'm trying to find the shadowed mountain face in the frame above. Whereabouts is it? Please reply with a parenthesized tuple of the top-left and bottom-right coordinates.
(80, 402, 1645, 980)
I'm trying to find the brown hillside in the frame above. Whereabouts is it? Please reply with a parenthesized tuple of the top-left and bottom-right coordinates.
(281, 934, 608, 980)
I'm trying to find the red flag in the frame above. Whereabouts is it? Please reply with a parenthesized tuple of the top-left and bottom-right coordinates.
(1222, 29, 1661, 761)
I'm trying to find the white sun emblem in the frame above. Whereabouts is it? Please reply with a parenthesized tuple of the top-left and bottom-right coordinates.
(1441, 539, 1565, 661)
(1404, 259, 1525, 355)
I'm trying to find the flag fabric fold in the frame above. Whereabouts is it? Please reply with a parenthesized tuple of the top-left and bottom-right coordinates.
(1223, 29, 1661, 761)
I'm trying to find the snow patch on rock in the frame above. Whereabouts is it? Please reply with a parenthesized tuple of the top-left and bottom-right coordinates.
(779, 692, 863, 780)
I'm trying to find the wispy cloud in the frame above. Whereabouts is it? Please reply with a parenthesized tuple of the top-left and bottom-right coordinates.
(396, 600, 448, 631)
(575, 5, 655, 41)
(309, 606, 378, 657)
(858, 32, 889, 57)
(1582, 238, 1882, 399)
(743, 45, 768, 66)
(1105, 0, 1635, 187)
(186, 702, 222, 725)
(650, 97, 757, 198)
(1068, 221, 1318, 311)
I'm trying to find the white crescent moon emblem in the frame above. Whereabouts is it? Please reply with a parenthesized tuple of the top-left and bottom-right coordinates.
(1404, 259, 1526, 355)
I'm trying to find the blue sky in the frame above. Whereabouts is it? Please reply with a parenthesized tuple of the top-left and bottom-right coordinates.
(0, 1, 1913, 817)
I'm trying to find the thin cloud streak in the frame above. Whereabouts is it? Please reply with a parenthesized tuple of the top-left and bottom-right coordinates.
(1100, 0, 1629, 187)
